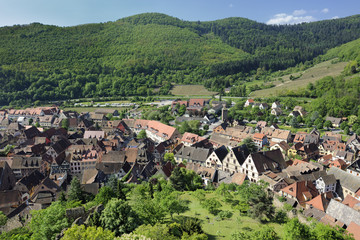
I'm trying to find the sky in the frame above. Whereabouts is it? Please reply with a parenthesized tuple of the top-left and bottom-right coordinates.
(0, 0, 359, 27)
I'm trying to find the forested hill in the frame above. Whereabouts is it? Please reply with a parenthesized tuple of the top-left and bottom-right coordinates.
(1, 13, 360, 106)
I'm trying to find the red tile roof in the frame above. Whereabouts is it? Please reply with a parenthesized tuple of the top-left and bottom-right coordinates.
(342, 194, 360, 209)
(347, 222, 360, 240)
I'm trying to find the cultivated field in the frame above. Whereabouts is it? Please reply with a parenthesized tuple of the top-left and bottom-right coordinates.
(171, 85, 218, 96)
(250, 60, 348, 97)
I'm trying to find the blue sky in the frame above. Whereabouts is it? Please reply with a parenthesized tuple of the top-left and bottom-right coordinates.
(0, 0, 359, 27)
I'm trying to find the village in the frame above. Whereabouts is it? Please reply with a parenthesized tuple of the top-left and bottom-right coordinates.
(0, 97, 359, 238)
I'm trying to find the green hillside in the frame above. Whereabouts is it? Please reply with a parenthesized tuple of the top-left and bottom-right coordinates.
(1, 13, 360, 105)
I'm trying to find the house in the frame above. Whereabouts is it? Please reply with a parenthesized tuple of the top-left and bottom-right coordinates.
(0, 161, 16, 190)
(205, 145, 228, 170)
(0, 190, 23, 215)
(259, 171, 293, 192)
(297, 143, 319, 160)
(315, 174, 337, 193)
(271, 108, 282, 116)
(213, 122, 228, 134)
(89, 113, 107, 125)
(325, 117, 342, 128)
(10, 156, 42, 179)
(280, 180, 318, 207)
(333, 150, 354, 163)
(181, 132, 205, 147)
(328, 167, 360, 199)
(84, 130, 105, 140)
(256, 121, 267, 130)
(305, 192, 334, 212)
(271, 101, 281, 109)
(174, 145, 211, 165)
(318, 140, 345, 156)
(241, 149, 287, 182)
(252, 133, 268, 150)
(325, 199, 360, 226)
(204, 114, 217, 124)
(347, 159, 360, 178)
(329, 159, 348, 170)
(133, 119, 181, 143)
(289, 106, 307, 118)
(14, 170, 46, 201)
(208, 104, 223, 115)
(30, 177, 59, 208)
(346, 134, 360, 153)
(244, 99, 254, 107)
(38, 116, 55, 127)
(77, 119, 93, 130)
(270, 141, 290, 158)
(186, 162, 216, 186)
(346, 222, 360, 240)
(187, 99, 209, 112)
(259, 103, 269, 110)
(261, 127, 291, 143)
(94, 108, 119, 117)
(222, 145, 250, 174)
(293, 132, 320, 145)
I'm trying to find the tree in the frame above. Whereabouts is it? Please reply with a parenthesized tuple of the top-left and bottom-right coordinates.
(68, 176, 85, 202)
(289, 116, 299, 128)
(283, 218, 311, 240)
(62, 225, 114, 240)
(340, 121, 348, 130)
(348, 115, 358, 125)
(201, 198, 222, 215)
(0, 211, 7, 226)
(100, 199, 141, 236)
(159, 192, 189, 219)
(344, 126, 350, 135)
(352, 123, 359, 132)
(137, 129, 147, 139)
(324, 120, 332, 129)
(61, 119, 69, 129)
(232, 226, 278, 240)
(178, 105, 186, 116)
(107, 175, 127, 200)
(93, 186, 116, 206)
(170, 167, 203, 191)
(248, 189, 275, 221)
(311, 222, 354, 240)
(241, 138, 257, 153)
(29, 201, 69, 240)
(164, 153, 176, 165)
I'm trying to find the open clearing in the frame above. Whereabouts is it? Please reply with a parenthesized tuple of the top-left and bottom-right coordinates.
(250, 60, 348, 97)
(171, 85, 218, 96)
(179, 192, 284, 240)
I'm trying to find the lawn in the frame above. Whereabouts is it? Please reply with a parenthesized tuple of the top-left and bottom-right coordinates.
(179, 192, 285, 240)
(171, 85, 218, 96)
(250, 60, 347, 97)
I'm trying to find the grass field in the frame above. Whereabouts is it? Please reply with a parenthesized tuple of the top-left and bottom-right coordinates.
(250, 60, 348, 97)
(63, 107, 130, 113)
(171, 85, 218, 96)
(179, 192, 285, 240)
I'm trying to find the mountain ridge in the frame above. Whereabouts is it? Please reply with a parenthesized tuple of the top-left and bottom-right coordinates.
(1, 13, 360, 105)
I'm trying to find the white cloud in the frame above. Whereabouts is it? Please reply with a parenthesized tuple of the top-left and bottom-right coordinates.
(293, 9, 306, 16)
(229, 3, 233, 8)
(267, 13, 316, 25)
(321, 8, 329, 13)
(332, 16, 339, 19)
